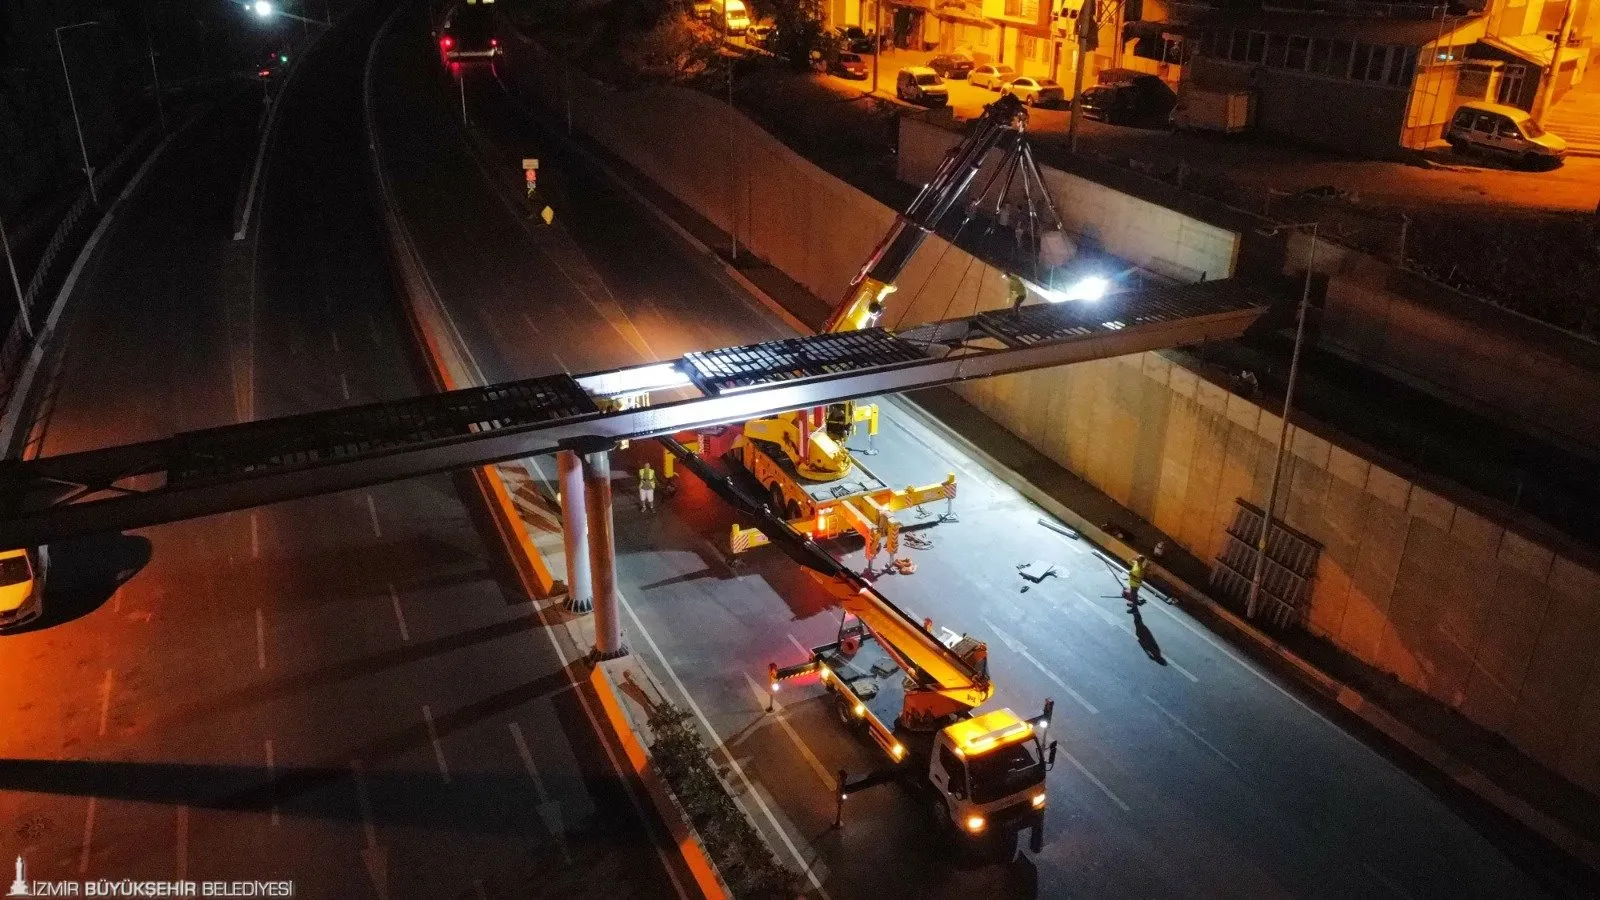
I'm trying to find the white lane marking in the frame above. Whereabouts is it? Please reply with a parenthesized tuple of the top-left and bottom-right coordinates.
(622, 597, 829, 897)
(422, 704, 451, 784)
(509, 721, 572, 866)
(265, 739, 279, 826)
(982, 617, 1098, 715)
(175, 806, 189, 880)
(368, 313, 383, 347)
(388, 584, 410, 642)
(79, 796, 97, 873)
(785, 633, 811, 659)
(1059, 746, 1131, 812)
(740, 670, 833, 788)
(331, 330, 342, 355)
(97, 669, 114, 737)
(365, 493, 382, 538)
(1072, 591, 1199, 682)
(340, 373, 352, 402)
(1143, 693, 1242, 774)
(112, 590, 122, 614)
(255, 608, 268, 670)
(250, 513, 261, 559)
(1143, 600, 1359, 743)
(350, 759, 378, 849)
(519, 312, 541, 337)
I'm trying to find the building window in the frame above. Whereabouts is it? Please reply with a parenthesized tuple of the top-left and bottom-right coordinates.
(1021, 34, 1038, 60)
(1387, 46, 1417, 86)
(1328, 39, 1353, 78)
(1246, 32, 1266, 63)
(1005, 0, 1023, 16)
(1264, 33, 1288, 68)
(1286, 35, 1310, 70)
(1307, 37, 1332, 74)
(1351, 43, 1388, 81)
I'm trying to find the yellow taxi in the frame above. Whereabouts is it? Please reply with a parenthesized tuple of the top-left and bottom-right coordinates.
(0, 547, 47, 631)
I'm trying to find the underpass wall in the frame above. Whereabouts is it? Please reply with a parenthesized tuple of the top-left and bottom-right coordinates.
(510, 54, 1600, 797)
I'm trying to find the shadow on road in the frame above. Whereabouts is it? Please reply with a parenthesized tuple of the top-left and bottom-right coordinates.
(11, 533, 152, 634)
(1131, 605, 1168, 666)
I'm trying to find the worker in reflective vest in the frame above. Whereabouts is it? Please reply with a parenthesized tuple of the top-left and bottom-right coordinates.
(1125, 554, 1147, 611)
(638, 463, 657, 512)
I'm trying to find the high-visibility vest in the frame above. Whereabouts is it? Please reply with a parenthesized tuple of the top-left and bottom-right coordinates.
(638, 466, 656, 490)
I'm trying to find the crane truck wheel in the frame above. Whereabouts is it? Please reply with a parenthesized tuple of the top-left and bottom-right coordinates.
(768, 484, 786, 515)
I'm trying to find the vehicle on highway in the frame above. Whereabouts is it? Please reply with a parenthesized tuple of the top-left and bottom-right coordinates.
(1004, 76, 1064, 107)
(723, 0, 750, 35)
(438, 3, 501, 61)
(897, 66, 949, 106)
(0, 546, 47, 631)
(1445, 101, 1567, 168)
(969, 63, 1016, 90)
(927, 53, 975, 80)
(831, 51, 869, 79)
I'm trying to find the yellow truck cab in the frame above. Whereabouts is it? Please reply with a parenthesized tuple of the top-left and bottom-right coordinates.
(0, 547, 47, 631)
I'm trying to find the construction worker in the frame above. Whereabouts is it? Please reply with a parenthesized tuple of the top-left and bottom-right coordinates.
(1125, 554, 1148, 611)
(1004, 273, 1028, 310)
(637, 462, 657, 512)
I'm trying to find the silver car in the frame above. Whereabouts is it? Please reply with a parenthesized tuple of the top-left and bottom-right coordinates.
(1004, 76, 1065, 107)
(969, 64, 1016, 90)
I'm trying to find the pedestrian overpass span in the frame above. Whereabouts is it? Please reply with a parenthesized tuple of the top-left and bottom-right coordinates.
(0, 278, 1267, 547)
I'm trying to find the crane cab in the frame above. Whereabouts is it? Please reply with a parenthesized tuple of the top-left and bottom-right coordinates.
(932, 709, 1050, 840)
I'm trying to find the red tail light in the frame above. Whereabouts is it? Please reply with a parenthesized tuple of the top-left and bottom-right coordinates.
(440, 35, 454, 49)
(490, 38, 499, 46)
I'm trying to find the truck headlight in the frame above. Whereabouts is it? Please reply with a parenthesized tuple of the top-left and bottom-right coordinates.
(964, 815, 986, 833)
(1032, 793, 1046, 809)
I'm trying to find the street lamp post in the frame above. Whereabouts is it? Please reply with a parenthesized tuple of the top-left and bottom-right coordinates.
(1245, 221, 1318, 621)
(55, 22, 101, 206)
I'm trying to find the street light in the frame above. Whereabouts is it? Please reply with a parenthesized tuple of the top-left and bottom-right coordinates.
(1245, 220, 1319, 621)
(55, 21, 100, 206)
(253, 1, 274, 16)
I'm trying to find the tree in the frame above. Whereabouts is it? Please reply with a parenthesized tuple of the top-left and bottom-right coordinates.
(767, 0, 826, 72)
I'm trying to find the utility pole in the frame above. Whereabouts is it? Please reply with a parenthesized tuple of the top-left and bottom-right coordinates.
(56, 22, 100, 205)
(1067, 0, 1097, 153)
(1534, 0, 1574, 125)
(871, 0, 882, 96)
(1246, 223, 1318, 621)
(729, 56, 738, 260)
(0, 217, 30, 340)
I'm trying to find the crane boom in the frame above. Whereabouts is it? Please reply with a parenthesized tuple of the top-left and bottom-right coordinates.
(824, 93, 1030, 334)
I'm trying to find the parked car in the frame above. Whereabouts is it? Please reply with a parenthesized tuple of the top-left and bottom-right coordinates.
(723, 0, 750, 35)
(831, 51, 869, 79)
(840, 26, 877, 54)
(747, 22, 775, 45)
(969, 63, 1016, 90)
(927, 53, 975, 80)
(0, 546, 47, 632)
(1444, 101, 1567, 168)
(896, 66, 948, 106)
(1004, 76, 1065, 107)
(1074, 69, 1176, 126)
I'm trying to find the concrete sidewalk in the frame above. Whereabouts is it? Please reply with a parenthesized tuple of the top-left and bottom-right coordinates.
(559, 102, 1600, 886)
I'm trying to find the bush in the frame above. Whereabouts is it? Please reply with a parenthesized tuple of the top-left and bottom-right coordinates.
(647, 702, 805, 898)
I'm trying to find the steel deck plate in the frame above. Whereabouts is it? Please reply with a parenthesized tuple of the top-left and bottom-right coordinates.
(681, 329, 930, 395)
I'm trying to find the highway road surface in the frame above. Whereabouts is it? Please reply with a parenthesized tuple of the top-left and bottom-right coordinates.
(368, 5, 1565, 898)
(0, 3, 682, 898)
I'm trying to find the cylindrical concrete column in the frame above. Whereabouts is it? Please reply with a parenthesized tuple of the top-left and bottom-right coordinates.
(583, 450, 627, 660)
(558, 450, 592, 614)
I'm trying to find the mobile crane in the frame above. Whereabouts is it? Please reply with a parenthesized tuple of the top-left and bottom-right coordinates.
(675, 93, 1066, 855)
(669, 91, 1070, 559)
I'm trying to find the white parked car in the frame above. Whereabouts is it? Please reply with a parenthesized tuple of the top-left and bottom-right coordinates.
(968, 64, 1016, 90)
(1444, 101, 1566, 168)
(896, 66, 949, 106)
(1004, 76, 1065, 107)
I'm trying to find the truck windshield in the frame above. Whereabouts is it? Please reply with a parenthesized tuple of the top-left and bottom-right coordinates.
(967, 739, 1044, 804)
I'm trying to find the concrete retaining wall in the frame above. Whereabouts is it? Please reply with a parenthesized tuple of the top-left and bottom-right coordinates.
(513, 56, 1600, 797)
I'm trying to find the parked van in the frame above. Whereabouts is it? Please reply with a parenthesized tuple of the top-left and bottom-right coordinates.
(896, 66, 948, 106)
(1445, 101, 1566, 168)
(723, 0, 750, 35)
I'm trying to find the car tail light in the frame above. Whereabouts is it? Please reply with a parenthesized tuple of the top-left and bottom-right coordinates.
(490, 38, 499, 46)
(440, 35, 454, 49)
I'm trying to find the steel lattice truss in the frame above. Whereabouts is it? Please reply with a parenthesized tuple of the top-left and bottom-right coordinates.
(0, 279, 1269, 547)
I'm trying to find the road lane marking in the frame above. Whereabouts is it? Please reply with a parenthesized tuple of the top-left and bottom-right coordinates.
(265, 740, 279, 826)
(176, 806, 189, 880)
(1361, 862, 1416, 900)
(351, 759, 378, 848)
(982, 617, 1098, 715)
(340, 373, 352, 402)
(79, 796, 97, 873)
(741, 671, 834, 788)
(1059, 746, 1130, 812)
(422, 704, 451, 784)
(519, 312, 541, 337)
(97, 669, 113, 737)
(1143, 693, 1242, 774)
(365, 493, 383, 538)
(368, 313, 383, 347)
(350, 758, 390, 900)
(388, 584, 410, 642)
(785, 633, 811, 658)
(509, 721, 572, 865)
(250, 513, 261, 559)
(1071, 591, 1199, 682)
(255, 608, 268, 670)
(621, 597, 829, 896)
(331, 330, 342, 355)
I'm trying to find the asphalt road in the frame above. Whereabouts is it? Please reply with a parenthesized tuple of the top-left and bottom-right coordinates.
(0, 3, 679, 898)
(370, 10, 1561, 898)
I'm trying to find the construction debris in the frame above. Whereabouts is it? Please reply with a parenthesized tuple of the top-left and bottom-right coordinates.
(903, 532, 935, 550)
(1017, 561, 1059, 583)
(1037, 518, 1079, 540)
(890, 557, 917, 575)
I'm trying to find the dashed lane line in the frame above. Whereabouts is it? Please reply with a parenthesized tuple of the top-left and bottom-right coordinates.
(741, 670, 834, 788)
(1059, 746, 1131, 813)
(1143, 692, 1243, 774)
(422, 704, 451, 784)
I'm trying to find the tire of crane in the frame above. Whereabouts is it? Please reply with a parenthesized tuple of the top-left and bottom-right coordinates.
(786, 499, 803, 520)
(768, 484, 786, 514)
